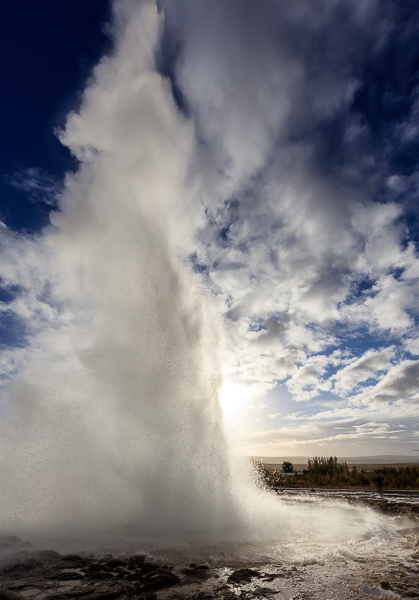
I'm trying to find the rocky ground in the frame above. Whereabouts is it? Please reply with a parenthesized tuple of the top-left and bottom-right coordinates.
(0, 495, 418, 600)
(275, 489, 419, 518)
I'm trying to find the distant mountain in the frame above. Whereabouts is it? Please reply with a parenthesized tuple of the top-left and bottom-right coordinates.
(339, 455, 419, 464)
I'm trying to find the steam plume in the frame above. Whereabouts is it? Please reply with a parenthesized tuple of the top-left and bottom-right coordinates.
(0, 0, 271, 540)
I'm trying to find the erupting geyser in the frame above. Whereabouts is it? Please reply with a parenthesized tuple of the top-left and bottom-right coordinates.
(0, 0, 277, 542)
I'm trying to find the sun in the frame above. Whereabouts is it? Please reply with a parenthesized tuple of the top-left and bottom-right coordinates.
(218, 381, 251, 416)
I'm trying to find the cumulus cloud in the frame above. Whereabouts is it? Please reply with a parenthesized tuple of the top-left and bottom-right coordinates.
(159, 0, 419, 416)
(355, 359, 419, 406)
(0, 222, 62, 369)
(247, 415, 418, 457)
(157, 0, 419, 455)
(3, 0, 419, 462)
(332, 349, 395, 396)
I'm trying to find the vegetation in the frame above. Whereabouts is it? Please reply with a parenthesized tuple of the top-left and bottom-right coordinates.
(281, 460, 294, 473)
(254, 456, 419, 489)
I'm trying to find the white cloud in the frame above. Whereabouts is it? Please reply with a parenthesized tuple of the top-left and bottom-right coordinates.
(3, 0, 419, 476)
(332, 348, 394, 396)
(285, 352, 343, 402)
(4, 167, 62, 206)
(404, 337, 419, 356)
(160, 1, 419, 426)
(355, 359, 419, 406)
(246, 413, 419, 457)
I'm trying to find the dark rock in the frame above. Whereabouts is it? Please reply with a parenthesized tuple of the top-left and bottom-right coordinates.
(47, 580, 126, 600)
(46, 571, 85, 581)
(135, 570, 180, 593)
(181, 564, 211, 579)
(0, 549, 61, 578)
(253, 586, 277, 596)
(62, 554, 88, 568)
(227, 568, 262, 584)
(262, 572, 289, 581)
(350, 497, 419, 517)
(125, 569, 144, 581)
(0, 590, 26, 600)
(380, 581, 392, 590)
(0, 556, 42, 577)
(35, 550, 61, 562)
(84, 589, 124, 600)
(103, 558, 124, 569)
(127, 555, 146, 568)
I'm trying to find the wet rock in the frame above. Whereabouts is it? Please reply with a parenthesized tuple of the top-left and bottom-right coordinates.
(109, 558, 127, 568)
(48, 567, 87, 580)
(0, 590, 26, 600)
(261, 572, 290, 581)
(0, 550, 61, 577)
(216, 592, 237, 600)
(125, 569, 145, 581)
(181, 564, 211, 579)
(253, 585, 277, 596)
(79, 588, 124, 600)
(126, 554, 147, 568)
(380, 581, 391, 590)
(0, 518, 417, 600)
(371, 566, 419, 599)
(0, 553, 186, 600)
(227, 568, 262, 584)
(348, 497, 419, 518)
(51, 591, 120, 600)
(62, 554, 89, 567)
(134, 570, 180, 593)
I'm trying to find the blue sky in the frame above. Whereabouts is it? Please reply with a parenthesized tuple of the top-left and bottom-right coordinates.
(1, 0, 419, 459)
(0, 1, 111, 231)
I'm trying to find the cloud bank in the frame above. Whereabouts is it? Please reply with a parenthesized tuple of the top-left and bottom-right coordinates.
(160, 0, 419, 455)
(1, 0, 419, 463)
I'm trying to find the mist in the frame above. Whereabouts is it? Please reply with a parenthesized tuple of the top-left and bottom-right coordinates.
(0, 0, 279, 542)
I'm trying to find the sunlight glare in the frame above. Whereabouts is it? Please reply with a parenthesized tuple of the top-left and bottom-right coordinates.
(218, 381, 252, 416)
